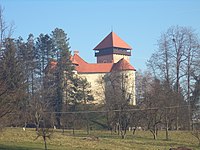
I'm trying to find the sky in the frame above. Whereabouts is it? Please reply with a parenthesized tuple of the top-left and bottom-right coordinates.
(1, 0, 200, 70)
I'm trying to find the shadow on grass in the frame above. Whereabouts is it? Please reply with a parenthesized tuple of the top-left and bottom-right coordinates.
(131, 138, 198, 150)
(0, 144, 43, 150)
(66, 132, 123, 140)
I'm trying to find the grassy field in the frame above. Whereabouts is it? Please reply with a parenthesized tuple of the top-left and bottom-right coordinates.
(0, 127, 199, 150)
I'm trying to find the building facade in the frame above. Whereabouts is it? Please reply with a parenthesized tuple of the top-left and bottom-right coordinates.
(71, 32, 136, 105)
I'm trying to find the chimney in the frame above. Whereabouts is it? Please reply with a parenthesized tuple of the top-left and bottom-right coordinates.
(74, 50, 79, 55)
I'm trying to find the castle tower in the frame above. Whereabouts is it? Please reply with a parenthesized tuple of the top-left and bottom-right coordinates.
(93, 32, 132, 63)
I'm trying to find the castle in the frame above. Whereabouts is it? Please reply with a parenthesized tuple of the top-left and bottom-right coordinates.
(71, 32, 136, 105)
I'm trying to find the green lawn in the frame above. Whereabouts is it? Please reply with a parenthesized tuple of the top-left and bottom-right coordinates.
(0, 128, 198, 150)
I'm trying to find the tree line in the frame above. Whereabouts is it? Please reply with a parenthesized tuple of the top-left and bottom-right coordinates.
(0, 7, 93, 130)
(146, 26, 200, 130)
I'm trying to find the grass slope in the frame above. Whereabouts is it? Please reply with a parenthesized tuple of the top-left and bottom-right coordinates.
(0, 128, 198, 150)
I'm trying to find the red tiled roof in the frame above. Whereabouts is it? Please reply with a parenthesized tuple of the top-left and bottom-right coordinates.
(73, 54, 113, 73)
(111, 58, 136, 71)
(49, 57, 78, 66)
(47, 54, 136, 73)
(73, 54, 135, 73)
(93, 32, 132, 50)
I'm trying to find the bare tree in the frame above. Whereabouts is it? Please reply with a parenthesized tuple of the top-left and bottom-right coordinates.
(147, 26, 200, 130)
(103, 70, 134, 139)
(0, 6, 14, 50)
(137, 72, 179, 140)
(34, 119, 54, 150)
(142, 78, 165, 140)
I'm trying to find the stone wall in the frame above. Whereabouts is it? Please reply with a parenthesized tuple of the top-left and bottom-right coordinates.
(113, 54, 130, 63)
(78, 73, 106, 104)
(78, 70, 136, 105)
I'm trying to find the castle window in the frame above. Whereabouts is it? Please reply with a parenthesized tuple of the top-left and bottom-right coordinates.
(103, 60, 107, 63)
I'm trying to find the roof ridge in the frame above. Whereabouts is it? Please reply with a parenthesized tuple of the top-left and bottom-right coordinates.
(88, 62, 114, 65)
(73, 53, 88, 64)
(111, 31, 114, 48)
(111, 58, 136, 71)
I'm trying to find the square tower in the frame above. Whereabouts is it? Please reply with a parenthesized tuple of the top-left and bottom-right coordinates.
(93, 32, 132, 63)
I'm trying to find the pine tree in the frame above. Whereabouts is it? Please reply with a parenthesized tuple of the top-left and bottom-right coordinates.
(36, 33, 54, 77)
(51, 28, 74, 128)
(0, 38, 26, 123)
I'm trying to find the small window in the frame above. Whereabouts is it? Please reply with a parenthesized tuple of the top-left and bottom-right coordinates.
(103, 60, 107, 63)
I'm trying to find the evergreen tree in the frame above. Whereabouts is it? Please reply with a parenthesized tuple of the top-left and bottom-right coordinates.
(70, 76, 94, 107)
(36, 33, 54, 77)
(16, 34, 37, 95)
(0, 38, 26, 124)
(51, 28, 74, 128)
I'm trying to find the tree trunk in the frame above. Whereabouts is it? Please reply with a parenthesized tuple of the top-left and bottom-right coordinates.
(86, 114, 90, 135)
(176, 108, 179, 130)
(44, 136, 47, 150)
(165, 122, 169, 140)
(36, 124, 39, 132)
(153, 132, 157, 140)
(150, 130, 157, 140)
(117, 123, 120, 135)
(72, 117, 75, 135)
(42, 128, 48, 150)
(121, 129, 126, 139)
(121, 134, 125, 139)
(62, 127, 65, 134)
(73, 127, 75, 136)
(132, 127, 137, 135)
(165, 108, 169, 140)
(150, 127, 157, 140)
(188, 104, 191, 131)
(57, 118, 61, 129)
(154, 126, 157, 140)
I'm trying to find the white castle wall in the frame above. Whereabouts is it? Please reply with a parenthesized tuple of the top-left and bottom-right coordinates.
(78, 70, 136, 105)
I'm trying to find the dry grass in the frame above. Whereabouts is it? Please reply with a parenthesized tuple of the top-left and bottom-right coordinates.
(0, 128, 199, 150)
